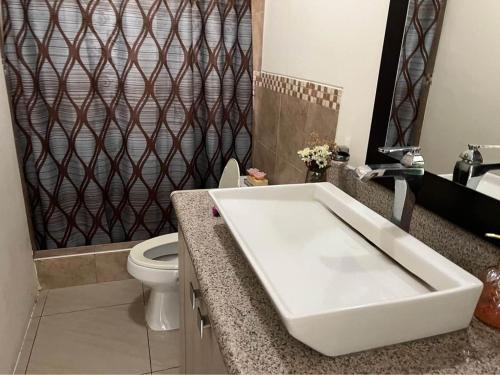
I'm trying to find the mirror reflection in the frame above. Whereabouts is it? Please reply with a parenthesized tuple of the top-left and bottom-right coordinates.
(385, 1, 500, 200)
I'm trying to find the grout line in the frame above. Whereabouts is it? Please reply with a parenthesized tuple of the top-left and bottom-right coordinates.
(146, 325, 153, 374)
(25, 314, 42, 374)
(93, 252, 98, 284)
(153, 365, 180, 373)
(41, 301, 137, 318)
(40, 289, 49, 316)
(12, 319, 35, 374)
(14, 287, 50, 374)
(143, 283, 153, 374)
(34, 248, 132, 261)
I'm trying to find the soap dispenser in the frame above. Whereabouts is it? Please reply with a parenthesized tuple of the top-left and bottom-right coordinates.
(474, 237, 500, 328)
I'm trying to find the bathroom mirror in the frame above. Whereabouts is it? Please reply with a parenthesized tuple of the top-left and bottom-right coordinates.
(387, 1, 500, 201)
(367, 0, 500, 245)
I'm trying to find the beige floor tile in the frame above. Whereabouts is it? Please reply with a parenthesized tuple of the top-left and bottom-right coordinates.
(149, 329, 180, 372)
(153, 367, 180, 374)
(14, 317, 40, 374)
(32, 289, 49, 317)
(43, 279, 143, 316)
(27, 303, 150, 374)
(142, 284, 180, 372)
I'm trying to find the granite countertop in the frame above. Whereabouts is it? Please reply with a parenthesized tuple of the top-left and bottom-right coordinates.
(172, 190, 500, 374)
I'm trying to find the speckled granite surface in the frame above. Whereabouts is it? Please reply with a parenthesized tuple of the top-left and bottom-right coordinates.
(172, 190, 499, 374)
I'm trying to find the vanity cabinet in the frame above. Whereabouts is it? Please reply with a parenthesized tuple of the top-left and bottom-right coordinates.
(179, 230, 227, 374)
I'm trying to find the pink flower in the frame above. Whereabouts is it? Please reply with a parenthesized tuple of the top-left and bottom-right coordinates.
(253, 171, 267, 180)
(247, 168, 260, 176)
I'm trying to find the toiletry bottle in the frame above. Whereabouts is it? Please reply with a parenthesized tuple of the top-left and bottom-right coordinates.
(474, 262, 500, 329)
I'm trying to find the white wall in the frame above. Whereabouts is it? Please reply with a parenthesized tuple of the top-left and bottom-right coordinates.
(0, 58, 37, 373)
(262, 0, 390, 166)
(420, 1, 500, 174)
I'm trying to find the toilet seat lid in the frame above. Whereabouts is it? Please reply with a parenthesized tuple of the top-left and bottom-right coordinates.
(129, 233, 179, 270)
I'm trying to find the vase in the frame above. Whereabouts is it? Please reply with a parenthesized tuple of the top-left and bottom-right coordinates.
(474, 264, 500, 328)
(305, 168, 327, 183)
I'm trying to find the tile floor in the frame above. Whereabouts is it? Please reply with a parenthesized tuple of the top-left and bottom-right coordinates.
(16, 279, 180, 374)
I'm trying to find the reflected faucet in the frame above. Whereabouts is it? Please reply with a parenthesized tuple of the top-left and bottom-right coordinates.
(453, 144, 500, 189)
(355, 146, 424, 232)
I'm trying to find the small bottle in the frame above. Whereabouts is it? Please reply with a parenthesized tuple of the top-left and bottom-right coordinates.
(474, 262, 500, 329)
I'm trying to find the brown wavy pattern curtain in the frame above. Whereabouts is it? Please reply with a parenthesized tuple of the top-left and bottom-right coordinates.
(2, 0, 252, 250)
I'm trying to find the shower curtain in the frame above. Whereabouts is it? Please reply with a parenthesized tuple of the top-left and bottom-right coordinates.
(2, 0, 253, 250)
(386, 0, 445, 146)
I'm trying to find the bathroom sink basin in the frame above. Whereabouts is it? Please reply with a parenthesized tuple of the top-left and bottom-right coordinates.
(209, 183, 482, 356)
(441, 172, 500, 201)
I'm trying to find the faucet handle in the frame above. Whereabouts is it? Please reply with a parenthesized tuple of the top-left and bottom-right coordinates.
(460, 144, 500, 163)
(378, 146, 421, 155)
(378, 146, 424, 168)
(468, 144, 500, 151)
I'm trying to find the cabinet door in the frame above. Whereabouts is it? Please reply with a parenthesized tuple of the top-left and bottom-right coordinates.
(180, 230, 227, 374)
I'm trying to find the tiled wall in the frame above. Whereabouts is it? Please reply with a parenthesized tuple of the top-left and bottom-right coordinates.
(34, 241, 141, 289)
(251, 0, 265, 71)
(252, 72, 342, 184)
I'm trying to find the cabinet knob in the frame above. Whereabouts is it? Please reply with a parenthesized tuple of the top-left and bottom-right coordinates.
(189, 282, 201, 310)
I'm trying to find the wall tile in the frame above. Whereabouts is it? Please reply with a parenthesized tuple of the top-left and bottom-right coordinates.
(252, 140, 276, 182)
(252, 73, 340, 185)
(274, 156, 306, 185)
(36, 255, 97, 289)
(93, 240, 142, 252)
(251, 0, 265, 14)
(96, 251, 133, 283)
(34, 244, 96, 259)
(277, 95, 309, 171)
(251, 11, 264, 71)
(305, 102, 339, 142)
(253, 87, 281, 152)
(254, 71, 342, 110)
(34, 240, 141, 259)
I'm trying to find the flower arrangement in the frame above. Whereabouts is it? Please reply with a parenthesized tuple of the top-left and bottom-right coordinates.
(297, 144, 332, 171)
(297, 133, 337, 183)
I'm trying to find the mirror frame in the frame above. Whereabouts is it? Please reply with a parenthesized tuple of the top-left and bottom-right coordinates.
(366, 0, 500, 246)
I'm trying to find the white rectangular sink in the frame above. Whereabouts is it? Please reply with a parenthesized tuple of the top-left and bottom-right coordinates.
(209, 183, 482, 356)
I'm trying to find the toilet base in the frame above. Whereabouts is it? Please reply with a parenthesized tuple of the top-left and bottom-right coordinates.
(145, 288, 180, 331)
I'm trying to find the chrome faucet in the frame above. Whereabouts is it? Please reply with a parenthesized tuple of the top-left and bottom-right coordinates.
(355, 146, 424, 232)
(453, 144, 500, 189)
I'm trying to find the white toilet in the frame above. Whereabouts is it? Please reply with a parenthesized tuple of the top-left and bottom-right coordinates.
(128, 233, 179, 331)
(127, 159, 241, 331)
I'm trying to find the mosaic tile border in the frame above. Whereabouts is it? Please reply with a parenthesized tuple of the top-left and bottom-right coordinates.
(254, 71, 343, 111)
